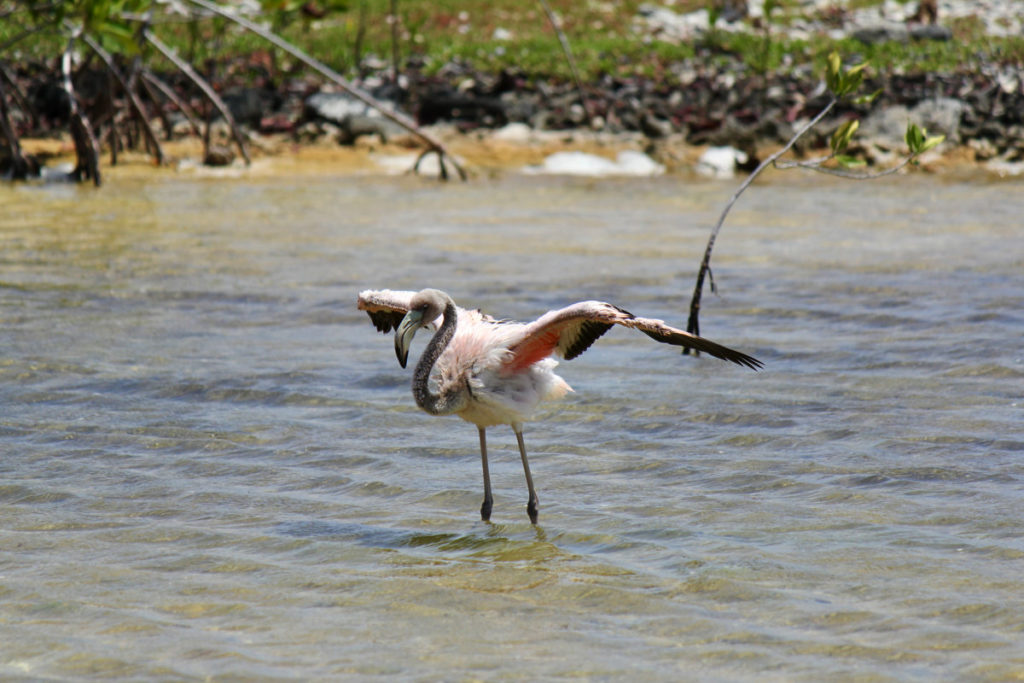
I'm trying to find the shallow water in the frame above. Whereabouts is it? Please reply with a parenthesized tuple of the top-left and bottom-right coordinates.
(1, 170, 1022, 681)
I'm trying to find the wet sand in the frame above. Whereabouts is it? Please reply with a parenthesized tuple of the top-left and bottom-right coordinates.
(17, 124, 1010, 183)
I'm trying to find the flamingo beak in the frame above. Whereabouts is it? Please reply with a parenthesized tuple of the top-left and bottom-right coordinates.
(394, 309, 424, 369)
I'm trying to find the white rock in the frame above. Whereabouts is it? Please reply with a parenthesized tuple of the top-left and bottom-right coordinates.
(523, 150, 665, 177)
(986, 160, 1024, 177)
(695, 146, 748, 178)
(613, 150, 667, 176)
(491, 122, 534, 143)
(371, 152, 463, 177)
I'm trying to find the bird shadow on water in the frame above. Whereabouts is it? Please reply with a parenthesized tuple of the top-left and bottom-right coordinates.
(274, 519, 553, 561)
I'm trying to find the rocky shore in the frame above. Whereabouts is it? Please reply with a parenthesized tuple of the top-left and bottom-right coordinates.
(9, 57, 1022, 181)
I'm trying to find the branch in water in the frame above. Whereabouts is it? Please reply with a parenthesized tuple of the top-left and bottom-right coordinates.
(684, 98, 837, 349)
(142, 27, 251, 166)
(139, 68, 204, 140)
(0, 61, 38, 130)
(182, 0, 467, 181)
(61, 31, 102, 186)
(0, 76, 34, 179)
(80, 30, 165, 166)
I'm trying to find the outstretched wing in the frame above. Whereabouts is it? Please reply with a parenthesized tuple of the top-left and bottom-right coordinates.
(357, 289, 418, 333)
(503, 300, 762, 372)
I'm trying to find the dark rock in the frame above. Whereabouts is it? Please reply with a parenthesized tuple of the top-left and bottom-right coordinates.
(302, 91, 407, 144)
(203, 145, 235, 167)
(853, 22, 951, 45)
(223, 86, 282, 129)
(0, 153, 41, 179)
(417, 90, 507, 128)
(852, 26, 909, 44)
(499, 92, 539, 123)
(910, 24, 953, 41)
(640, 112, 674, 139)
(28, 81, 71, 125)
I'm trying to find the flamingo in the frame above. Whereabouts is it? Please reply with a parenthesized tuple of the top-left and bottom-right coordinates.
(358, 288, 761, 524)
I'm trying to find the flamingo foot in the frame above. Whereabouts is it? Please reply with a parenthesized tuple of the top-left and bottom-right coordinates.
(527, 496, 539, 525)
(481, 495, 493, 522)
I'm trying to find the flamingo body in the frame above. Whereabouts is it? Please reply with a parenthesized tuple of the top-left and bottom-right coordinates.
(358, 288, 760, 523)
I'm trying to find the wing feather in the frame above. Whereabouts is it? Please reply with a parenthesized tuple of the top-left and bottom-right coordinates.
(561, 319, 614, 360)
(359, 291, 761, 370)
(357, 289, 416, 334)
(505, 301, 762, 371)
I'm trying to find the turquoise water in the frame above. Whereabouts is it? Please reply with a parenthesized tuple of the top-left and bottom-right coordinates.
(1, 172, 1022, 680)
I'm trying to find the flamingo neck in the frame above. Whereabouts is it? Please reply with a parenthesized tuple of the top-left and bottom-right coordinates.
(412, 300, 466, 416)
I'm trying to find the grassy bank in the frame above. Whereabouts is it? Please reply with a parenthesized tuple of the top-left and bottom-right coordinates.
(3, 1, 1022, 83)
(204, 0, 1024, 80)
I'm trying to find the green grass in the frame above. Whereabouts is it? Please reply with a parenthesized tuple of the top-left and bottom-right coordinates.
(1, 0, 1022, 83)
(250, 1, 1024, 80)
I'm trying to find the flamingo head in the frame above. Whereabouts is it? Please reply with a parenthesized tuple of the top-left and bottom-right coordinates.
(394, 288, 449, 369)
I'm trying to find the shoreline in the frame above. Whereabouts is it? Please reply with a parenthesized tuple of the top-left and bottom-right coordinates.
(14, 123, 1020, 184)
(8, 57, 1023, 184)
(4, 1, 1023, 185)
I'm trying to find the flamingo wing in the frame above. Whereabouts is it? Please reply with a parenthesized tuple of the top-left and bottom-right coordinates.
(357, 289, 418, 333)
(358, 288, 490, 333)
(503, 300, 762, 373)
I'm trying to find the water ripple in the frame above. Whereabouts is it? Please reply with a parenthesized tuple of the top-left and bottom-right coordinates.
(2, 175, 1022, 681)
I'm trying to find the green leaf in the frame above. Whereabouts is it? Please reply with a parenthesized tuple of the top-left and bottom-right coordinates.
(837, 70, 862, 97)
(825, 51, 841, 93)
(921, 134, 946, 153)
(96, 18, 139, 54)
(830, 119, 860, 154)
(825, 54, 871, 98)
(905, 123, 926, 153)
(835, 155, 867, 168)
(853, 89, 882, 106)
(845, 61, 870, 78)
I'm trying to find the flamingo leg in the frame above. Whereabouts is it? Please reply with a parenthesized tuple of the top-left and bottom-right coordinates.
(478, 427, 493, 521)
(515, 428, 539, 524)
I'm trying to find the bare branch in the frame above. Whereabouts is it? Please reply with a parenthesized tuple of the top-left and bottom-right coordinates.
(0, 25, 50, 55)
(354, 0, 368, 78)
(80, 31, 165, 165)
(134, 61, 172, 141)
(142, 27, 251, 165)
(0, 61, 38, 130)
(0, 76, 34, 179)
(0, 2, 59, 20)
(685, 98, 837, 348)
(389, 0, 400, 84)
(140, 68, 204, 139)
(61, 33, 101, 185)
(538, 0, 591, 122)
(772, 154, 833, 170)
(775, 154, 918, 180)
(182, 0, 466, 180)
